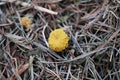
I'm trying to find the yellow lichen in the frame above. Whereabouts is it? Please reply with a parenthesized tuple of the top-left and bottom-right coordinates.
(21, 16, 32, 29)
(48, 29, 69, 52)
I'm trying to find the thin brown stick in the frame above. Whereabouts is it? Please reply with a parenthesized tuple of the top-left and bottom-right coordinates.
(6, 63, 29, 80)
(0, 63, 8, 79)
(16, 1, 58, 15)
(2, 0, 58, 15)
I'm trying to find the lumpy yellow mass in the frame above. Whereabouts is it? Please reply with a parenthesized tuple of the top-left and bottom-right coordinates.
(21, 16, 32, 28)
(48, 29, 69, 52)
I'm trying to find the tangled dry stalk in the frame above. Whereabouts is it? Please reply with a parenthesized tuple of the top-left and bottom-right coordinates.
(0, 0, 120, 80)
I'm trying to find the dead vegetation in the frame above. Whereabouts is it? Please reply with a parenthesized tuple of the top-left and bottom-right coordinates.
(0, 0, 120, 80)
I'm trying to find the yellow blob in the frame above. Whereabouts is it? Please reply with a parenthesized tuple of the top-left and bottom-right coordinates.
(48, 29, 69, 52)
(21, 16, 32, 29)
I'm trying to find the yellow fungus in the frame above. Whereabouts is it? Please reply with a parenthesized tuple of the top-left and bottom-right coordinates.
(48, 29, 69, 52)
(21, 16, 32, 29)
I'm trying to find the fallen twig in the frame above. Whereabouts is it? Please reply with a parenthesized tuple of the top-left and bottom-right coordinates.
(2, 0, 58, 15)
(6, 63, 29, 80)
(17, 1, 58, 15)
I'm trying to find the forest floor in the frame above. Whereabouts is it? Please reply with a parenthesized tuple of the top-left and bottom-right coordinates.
(0, 0, 120, 80)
